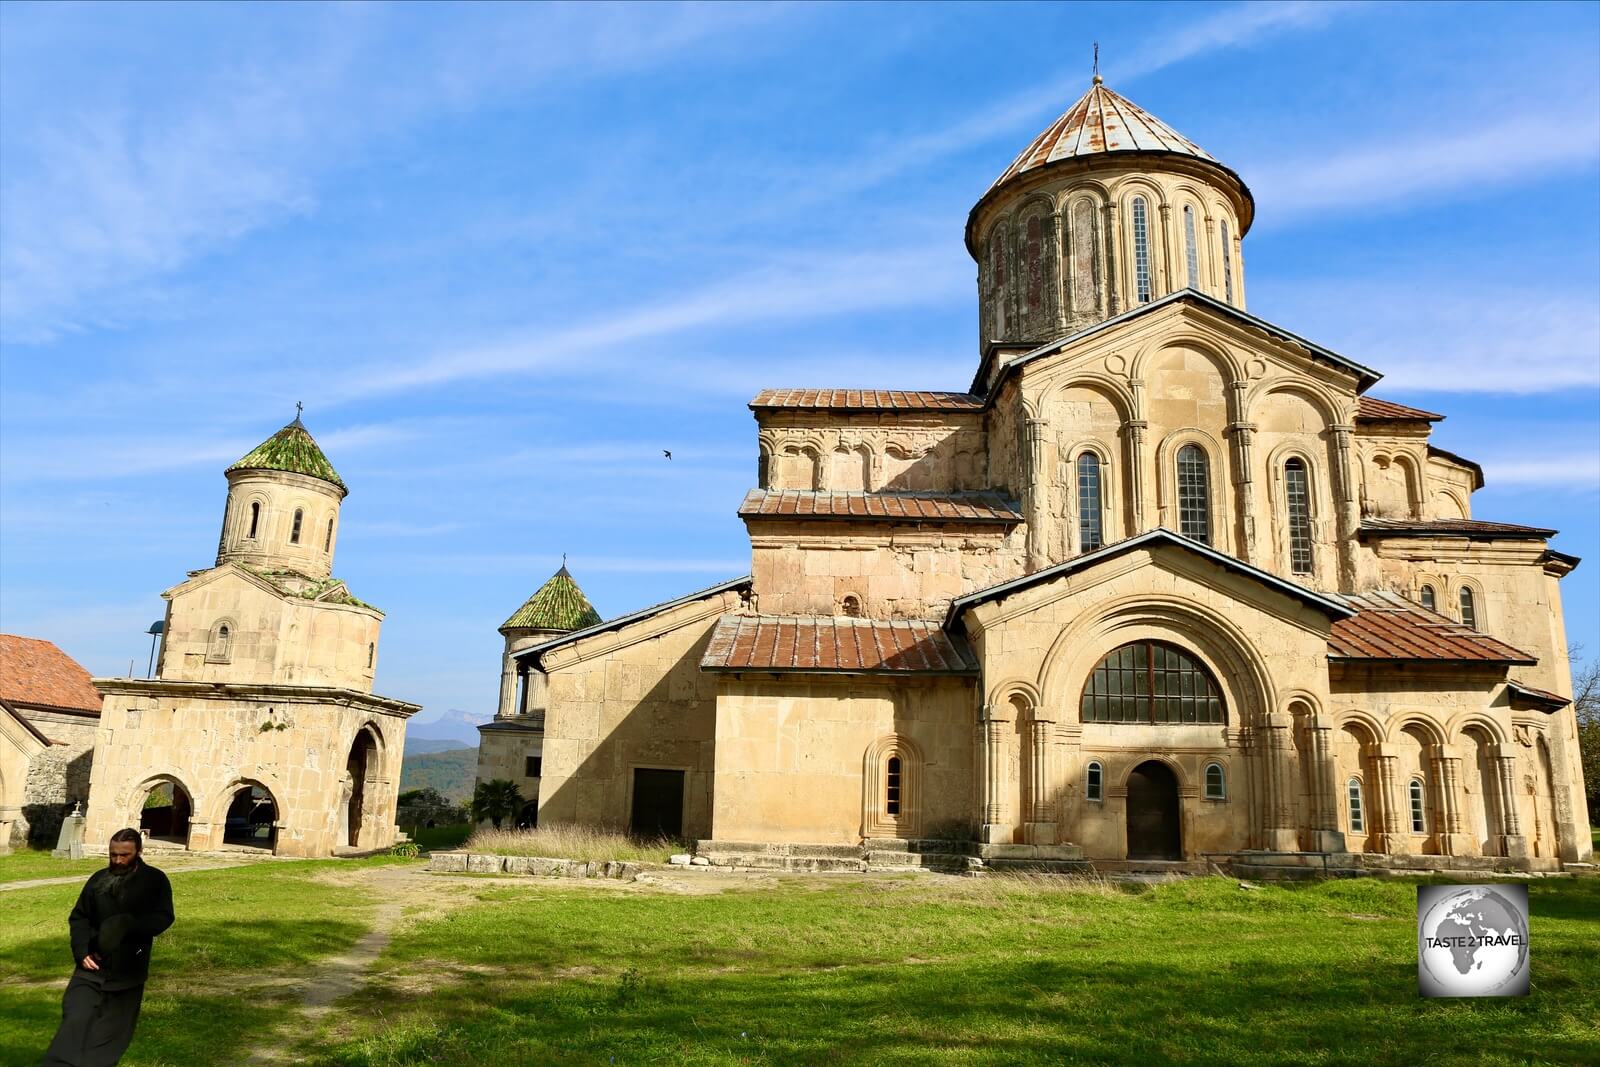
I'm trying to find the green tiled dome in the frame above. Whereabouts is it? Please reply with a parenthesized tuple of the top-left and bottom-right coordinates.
(227, 416, 346, 492)
(502, 565, 602, 633)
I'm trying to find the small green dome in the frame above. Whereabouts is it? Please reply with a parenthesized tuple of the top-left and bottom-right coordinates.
(227, 415, 346, 492)
(502, 565, 602, 633)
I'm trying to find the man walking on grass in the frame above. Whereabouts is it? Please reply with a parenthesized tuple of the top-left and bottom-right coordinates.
(42, 828, 174, 1067)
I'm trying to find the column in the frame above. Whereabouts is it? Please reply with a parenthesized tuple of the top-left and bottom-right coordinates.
(1101, 202, 1121, 316)
(1329, 424, 1360, 589)
(1260, 718, 1297, 851)
(1226, 387, 1257, 562)
(1306, 722, 1346, 853)
(496, 639, 518, 719)
(1024, 418, 1050, 572)
(978, 705, 1012, 844)
(1372, 747, 1409, 855)
(1157, 203, 1174, 296)
(1430, 753, 1468, 856)
(1025, 717, 1056, 844)
(1490, 746, 1529, 859)
(1123, 419, 1149, 533)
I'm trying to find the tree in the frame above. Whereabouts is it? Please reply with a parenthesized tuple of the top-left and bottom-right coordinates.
(470, 779, 523, 829)
(1573, 656, 1600, 824)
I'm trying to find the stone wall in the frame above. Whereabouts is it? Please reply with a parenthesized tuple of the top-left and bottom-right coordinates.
(757, 412, 986, 493)
(14, 707, 98, 846)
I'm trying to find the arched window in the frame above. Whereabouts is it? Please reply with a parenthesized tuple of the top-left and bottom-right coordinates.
(248, 502, 261, 540)
(1183, 204, 1199, 289)
(1081, 641, 1225, 724)
(1419, 584, 1437, 612)
(1076, 452, 1103, 552)
(886, 756, 902, 816)
(366, 643, 375, 669)
(1221, 220, 1234, 304)
(324, 518, 334, 553)
(1176, 444, 1210, 545)
(841, 595, 862, 618)
(290, 509, 303, 544)
(1131, 197, 1152, 303)
(988, 228, 1009, 337)
(1086, 761, 1103, 802)
(1204, 762, 1226, 799)
(1458, 587, 1477, 629)
(1285, 458, 1313, 574)
(1347, 777, 1365, 833)
(1409, 778, 1426, 833)
(207, 622, 232, 663)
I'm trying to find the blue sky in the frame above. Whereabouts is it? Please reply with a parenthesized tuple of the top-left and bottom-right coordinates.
(2, 1, 1597, 730)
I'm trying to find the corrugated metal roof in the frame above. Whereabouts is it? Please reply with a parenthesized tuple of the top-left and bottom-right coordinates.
(1356, 397, 1444, 423)
(701, 614, 977, 674)
(1506, 681, 1570, 710)
(0, 634, 103, 715)
(1326, 591, 1535, 664)
(1360, 518, 1556, 540)
(227, 416, 346, 493)
(739, 490, 1022, 525)
(989, 79, 1217, 192)
(501, 565, 603, 633)
(750, 389, 983, 413)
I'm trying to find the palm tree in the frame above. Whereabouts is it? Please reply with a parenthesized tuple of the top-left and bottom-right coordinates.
(471, 779, 523, 829)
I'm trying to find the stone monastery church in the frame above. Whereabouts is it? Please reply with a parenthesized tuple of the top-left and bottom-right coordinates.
(480, 78, 1593, 874)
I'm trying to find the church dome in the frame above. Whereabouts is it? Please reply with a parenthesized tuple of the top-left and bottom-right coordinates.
(227, 415, 346, 494)
(501, 564, 602, 634)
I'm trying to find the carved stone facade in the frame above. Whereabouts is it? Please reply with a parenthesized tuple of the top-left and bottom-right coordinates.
(504, 80, 1590, 871)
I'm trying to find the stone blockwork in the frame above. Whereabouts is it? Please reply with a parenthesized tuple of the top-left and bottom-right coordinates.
(12, 708, 97, 847)
(427, 850, 641, 880)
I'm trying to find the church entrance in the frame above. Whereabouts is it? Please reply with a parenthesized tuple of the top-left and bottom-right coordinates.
(630, 768, 684, 839)
(345, 729, 379, 848)
(222, 784, 278, 851)
(1126, 761, 1181, 859)
(136, 779, 192, 845)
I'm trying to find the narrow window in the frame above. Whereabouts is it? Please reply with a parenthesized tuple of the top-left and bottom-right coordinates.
(1183, 205, 1199, 289)
(1221, 220, 1234, 304)
(1131, 197, 1151, 302)
(366, 643, 375, 669)
(1409, 778, 1426, 833)
(1285, 458, 1314, 574)
(1347, 778, 1365, 833)
(1086, 761, 1103, 802)
(841, 595, 862, 618)
(324, 518, 334, 553)
(290, 508, 303, 544)
(757, 451, 770, 489)
(1076, 452, 1103, 552)
(1205, 763, 1226, 800)
(525, 755, 543, 778)
(1419, 585, 1437, 612)
(1177, 444, 1210, 545)
(207, 622, 232, 663)
(248, 502, 261, 539)
(885, 756, 902, 816)
(1458, 588, 1477, 629)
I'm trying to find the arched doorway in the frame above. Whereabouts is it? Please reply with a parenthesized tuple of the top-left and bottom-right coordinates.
(136, 779, 193, 846)
(344, 727, 381, 848)
(1126, 761, 1182, 859)
(222, 784, 278, 850)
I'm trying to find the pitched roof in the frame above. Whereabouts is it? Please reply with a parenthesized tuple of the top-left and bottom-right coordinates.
(501, 565, 603, 633)
(1325, 592, 1535, 664)
(227, 416, 346, 493)
(1360, 518, 1556, 541)
(1356, 396, 1444, 423)
(1506, 681, 1570, 711)
(740, 490, 1022, 525)
(701, 614, 977, 675)
(511, 576, 753, 668)
(0, 634, 103, 714)
(750, 389, 983, 413)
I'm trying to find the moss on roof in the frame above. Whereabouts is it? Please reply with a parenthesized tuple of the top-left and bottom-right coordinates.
(502, 565, 602, 632)
(227, 416, 346, 491)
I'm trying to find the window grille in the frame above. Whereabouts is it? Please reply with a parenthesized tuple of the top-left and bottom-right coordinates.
(1409, 779, 1425, 833)
(1347, 778, 1365, 833)
(1204, 763, 1226, 799)
(1177, 444, 1210, 545)
(1420, 585, 1437, 612)
(290, 509, 303, 544)
(886, 756, 902, 816)
(1077, 452, 1103, 552)
(1221, 220, 1234, 304)
(1285, 458, 1314, 574)
(1086, 761, 1103, 802)
(1183, 205, 1199, 289)
(1131, 197, 1151, 302)
(1081, 641, 1225, 724)
(1459, 588, 1477, 629)
(526, 756, 543, 778)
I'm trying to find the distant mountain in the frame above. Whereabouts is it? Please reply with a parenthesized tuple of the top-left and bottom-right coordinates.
(400, 747, 477, 804)
(404, 737, 472, 757)
(406, 707, 487, 748)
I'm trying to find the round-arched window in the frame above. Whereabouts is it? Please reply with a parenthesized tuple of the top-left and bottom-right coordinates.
(1204, 762, 1226, 799)
(1081, 641, 1224, 724)
(1085, 761, 1103, 802)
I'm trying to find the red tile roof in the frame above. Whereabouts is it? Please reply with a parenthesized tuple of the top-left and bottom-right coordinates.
(1326, 592, 1535, 664)
(1356, 396, 1444, 422)
(1360, 518, 1555, 540)
(701, 614, 977, 674)
(0, 634, 103, 714)
(750, 389, 984, 412)
(739, 490, 1021, 524)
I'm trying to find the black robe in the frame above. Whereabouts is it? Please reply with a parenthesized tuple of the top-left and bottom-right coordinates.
(41, 860, 173, 1067)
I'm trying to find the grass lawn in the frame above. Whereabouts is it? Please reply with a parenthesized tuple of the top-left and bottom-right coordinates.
(0, 857, 394, 1067)
(410, 822, 472, 852)
(303, 874, 1600, 1066)
(0, 847, 110, 883)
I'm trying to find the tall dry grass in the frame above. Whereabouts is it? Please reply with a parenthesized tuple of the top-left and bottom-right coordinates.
(462, 825, 679, 863)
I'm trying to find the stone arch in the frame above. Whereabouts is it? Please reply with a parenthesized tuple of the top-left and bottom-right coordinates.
(1456, 722, 1502, 855)
(987, 678, 1041, 712)
(1130, 332, 1246, 390)
(1154, 426, 1231, 551)
(1063, 187, 1108, 323)
(1431, 486, 1468, 520)
(774, 438, 825, 490)
(1172, 188, 1211, 290)
(1445, 710, 1508, 748)
(343, 723, 386, 849)
(1119, 757, 1186, 860)
(1531, 733, 1561, 860)
(206, 617, 237, 664)
(1245, 380, 1343, 430)
(215, 777, 281, 852)
(132, 773, 196, 847)
(237, 492, 270, 542)
(1114, 751, 1191, 793)
(829, 443, 873, 492)
(1389, 714, 1449, 748)
(1451, 576, 1487, 630)
(982, 214, 1015, 340)
(1114, 177, 1170, 300)
(1015, 194, 1060, 337)
(863, 734, 923, 839)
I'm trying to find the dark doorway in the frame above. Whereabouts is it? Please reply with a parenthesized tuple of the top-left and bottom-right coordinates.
(137, 780, 192, 845)
(222, 785, 278, 850)
(346, 730, 378, 848)
(1126, 761, 1182, 859)
(630, 768, 685, 839)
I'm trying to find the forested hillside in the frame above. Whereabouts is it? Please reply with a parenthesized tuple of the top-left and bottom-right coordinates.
(400, 747, 476, 803)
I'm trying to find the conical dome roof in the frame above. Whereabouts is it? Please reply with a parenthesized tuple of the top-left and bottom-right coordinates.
(501, 565, 602, 633)
(227, 415, 347, 493)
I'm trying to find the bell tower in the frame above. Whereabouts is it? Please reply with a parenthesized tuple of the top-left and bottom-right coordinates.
(216, 409, 347, 580)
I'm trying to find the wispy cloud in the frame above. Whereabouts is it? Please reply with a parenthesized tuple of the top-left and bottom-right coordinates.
(1110, 1, 1355, 83)
(1481, 454, 1600, 492)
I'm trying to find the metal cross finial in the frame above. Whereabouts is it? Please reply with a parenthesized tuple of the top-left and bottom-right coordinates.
(1092, 42, 1102, 84)
(296, 401, 304, 418)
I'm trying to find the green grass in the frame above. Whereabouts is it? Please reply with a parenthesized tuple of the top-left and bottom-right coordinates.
(411, 823, 472, 852)
(304, 875, 1600, 1066)
(0, 847, 107, 883)
(0, 859, 385, 1067)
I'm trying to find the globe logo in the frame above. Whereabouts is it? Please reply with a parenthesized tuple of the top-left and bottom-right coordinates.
(1417, 884, 1530, 997)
